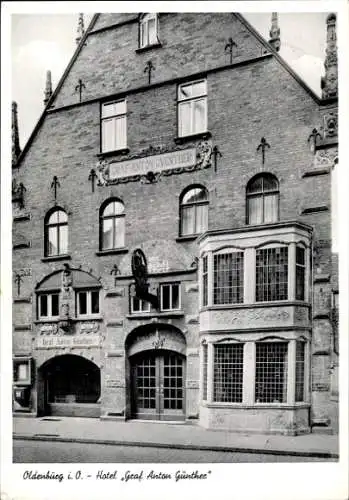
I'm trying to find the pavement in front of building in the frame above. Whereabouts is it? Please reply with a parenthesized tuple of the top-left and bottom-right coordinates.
(13, 416, 339, 459)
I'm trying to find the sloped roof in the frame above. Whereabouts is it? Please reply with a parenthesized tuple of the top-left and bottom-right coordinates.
(13, 13, 333, 170)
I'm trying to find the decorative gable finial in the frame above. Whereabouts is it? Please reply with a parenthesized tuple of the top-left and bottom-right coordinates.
(269, 12, 281, 52)
(321, 13, 337, 99)
(76, 13, 85, 45)
(43, 70, 53, 106)
(12, 101, 21, 166)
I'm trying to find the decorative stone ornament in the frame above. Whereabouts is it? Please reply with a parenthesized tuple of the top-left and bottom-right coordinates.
(12, 179, 26, 209)
(323, 112, 338, 138)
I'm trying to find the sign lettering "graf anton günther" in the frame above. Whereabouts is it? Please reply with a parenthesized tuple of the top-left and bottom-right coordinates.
(36, 335, 101, 349)
(109, 148, 196, 179)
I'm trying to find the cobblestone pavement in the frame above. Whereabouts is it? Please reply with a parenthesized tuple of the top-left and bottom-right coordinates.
(13, 440, 335, 463)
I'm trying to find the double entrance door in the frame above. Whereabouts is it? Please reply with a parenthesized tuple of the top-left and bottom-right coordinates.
(131, 350, 185, 421)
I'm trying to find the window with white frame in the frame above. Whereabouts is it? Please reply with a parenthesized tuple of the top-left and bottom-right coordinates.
(100, 199, 125, 250)
(101, 100, 127, 153)
(45, 208, 68, 257)
(160, 283, 180, 311)
(213, 344, 244, 403)
(131, 296, 151, 314)
(213, 252, 244, 305)
(38, 293, 59, 319)
(295, 341, 306, 402)
(256, 246, 288, 302)
(178, 80, 207, 137)
(139, 13, 159, 48)
(77, 290, 100, 316)
(246, 173, 279, 225)
(296, 246, 306, 301)
(255, 342, 288, 403)
(180, 186, 208, 236)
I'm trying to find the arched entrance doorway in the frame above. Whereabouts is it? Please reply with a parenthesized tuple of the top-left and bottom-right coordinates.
(126, 325, 186, 421)
(39, 354, 101, 417)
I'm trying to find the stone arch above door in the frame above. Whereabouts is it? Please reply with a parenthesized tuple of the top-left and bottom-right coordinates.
(125, 323, 186, 357)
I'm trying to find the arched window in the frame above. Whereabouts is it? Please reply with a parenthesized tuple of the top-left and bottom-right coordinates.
(139, 13, 158, 48)
(246, 173, 279, 225)
(100, 199, 125, 250)
(180, 186, 208, 236)
(45, 208, 68, 256)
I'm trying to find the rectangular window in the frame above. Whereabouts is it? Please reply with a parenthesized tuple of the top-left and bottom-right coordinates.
(295, 341, 305, 402)
(213, 344, 244, 403)
(255, 342, 288, 403)
(202, 255, 208, 307)
(178, 80, 207, 137)
(160, 283, 180, 311)
(256, 247, 288, 302)
(38, 293, 59, 318)
(202, 344, 208, 400)
(140, 14, 158, 48)
(296, 247, 306, 301)
(213, 252, 244, 305)
(131, 296, 151, 314)
(101, 100, 127, 153)
(77, 290, 100, 316)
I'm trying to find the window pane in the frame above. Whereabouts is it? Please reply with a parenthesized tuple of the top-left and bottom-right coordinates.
(256, 247, 288, 302)
(263, 175, 278, 192)
(113, 217, 125, 248)
(132, 297, 140, 312)
(213, 344, 244, 403)
(102, 218, 113, 249)
(178, 83, 193, 100)
(40, 295, 48, 317)
(91, 291, 100, 314)
(59, 225, 68, 255)
(193, 98, 206, 133)
(248, 197, 263, 225)
(115, 116, 126, 149)
(213, 253, 244, 304)
(102, 118, 116, 152)
(48, 226, 58, 256)
(148, 18, 157, 44)
(171, 284, 180, 309)
(140, 21, 148, 47)
(51, 294, 59, 316)
(182, 187, 207, 204)
(255, 342, 288, 403)
(102, 101, 126, 118)
(264, 194, 278, 223)
(161, 285, 170, 310)
(79, 292, 87, 315)
(181, 206, 195, 235)
(18, 364, 28, 381)
(195, 204, 208, 233)
(57, 210, 68, 223)
(178, 101, 192, 137)
(192, 80, 206, 97)
(247, 176, 263, 194)
(48, 211, 59, 224)
(296, 247, 306, 301)
(296, 247, 305, 265)
(295, 342, 305, 402)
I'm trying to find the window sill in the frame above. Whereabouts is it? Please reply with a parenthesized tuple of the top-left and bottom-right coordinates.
(202, 402, 310, 409)
(76, 316, 103, 322)
(97, 148, 129, 159)
(174, 131, 211, 145)
(127, 310, 184, 320)
(96, 248, 128, 256)
(41, 255, 71, 263)
(200, 301, 310, 312)
(14, 296, 32, 304)
(176, 235, 200, 242)
(135, 42, 162, 53)
(35, 316, 104, 324)
(13, 242, 31, 250)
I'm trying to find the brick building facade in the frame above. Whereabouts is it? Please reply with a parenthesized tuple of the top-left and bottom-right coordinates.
(12, 12, 338, 434)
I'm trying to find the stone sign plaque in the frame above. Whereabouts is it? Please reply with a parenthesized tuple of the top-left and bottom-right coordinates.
(36, 335, 101, 349)
(109, 148, 196, 179)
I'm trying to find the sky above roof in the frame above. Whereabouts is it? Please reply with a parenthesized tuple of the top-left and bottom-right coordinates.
(11, 11, 329, 147)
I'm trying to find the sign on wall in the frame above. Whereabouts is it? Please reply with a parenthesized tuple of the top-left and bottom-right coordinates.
(36, 335, 101, 349)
